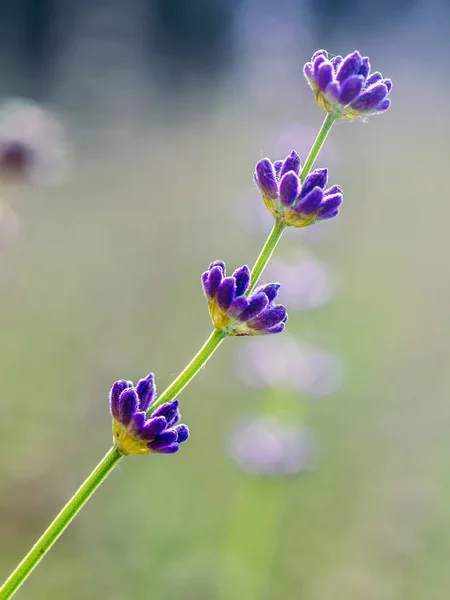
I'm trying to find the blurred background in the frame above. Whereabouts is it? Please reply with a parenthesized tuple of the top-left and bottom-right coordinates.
(1, 0, 450, 598)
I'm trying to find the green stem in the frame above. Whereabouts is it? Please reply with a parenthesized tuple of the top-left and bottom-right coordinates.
(0, 446, 122, 600)
(247, 218, 286, 294)
(149, 328, 227, 412)
(0, 110, 339, 600)
(300, 111, 337, 182)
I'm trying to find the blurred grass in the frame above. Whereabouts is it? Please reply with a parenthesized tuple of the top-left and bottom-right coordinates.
(1, 39, 450, 600)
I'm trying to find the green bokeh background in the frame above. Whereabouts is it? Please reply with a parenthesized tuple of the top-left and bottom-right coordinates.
(1, 11, 450, 600)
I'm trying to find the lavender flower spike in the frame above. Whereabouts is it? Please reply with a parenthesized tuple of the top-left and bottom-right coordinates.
(303, 49, 392, 118)
(254, 150, 343, 228)
(201, 261, 288, 335)
(110, 373, 189, 455)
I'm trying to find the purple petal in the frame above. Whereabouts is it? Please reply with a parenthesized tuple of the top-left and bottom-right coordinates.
(217, 277, 236, 310)
(318, 193, 343, 216)
(228, 296, 249, 318)
(318, 208, 339, 221)
(118, 388, 138, 426)
(176, 424, 190, 443)
(233, 265, 250, 297)
(303, 62, 314, 80)
(313, 55, 327, 78)
(109, 379, 130, 420)
(300, 168, 328, 197)
(324, 81, 340, 102)
(330, 55, 343, 72)
(264, 322, 287, 335)
(255, 159, 279, 200)
(365, 71, 382, 86)
(376, 98, 391, 112)
(238, 292, 269, 322)
(151, 443, 180, 454)
(167, 411, 181, 428)
(350, 83, 388, 112)
(312, 49, 328, 61)
(316, 62, 334, 93)
(336, 51, 361, 83)
(279, 171, 300, 207)
(338, 75, 364, 105)
(209, 260, 226, 272)
(151, 400, 180, 422)
(296, 187, 323, 215)
(136, 373, 155, 411)
(357, 57, 370, 79)
(129, 411, 146, 435)
(147, 430, 178, 450)
(204, 266, 223, 298)
(273, 160, 283, 179)
(254, 282, 281, 303)
(280, 150, 301, 178)
(383, 79, 392, 92)
(248, 306, 288, 331)
(139, 416, 168, 440)
(325, 184, 343, 195)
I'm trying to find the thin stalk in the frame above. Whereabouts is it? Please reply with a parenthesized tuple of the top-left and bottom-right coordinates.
(0, 110, 338, 600)
(247, 218, 285, 295)
(0, 446, 122, 600)
(300, 111, 337, 181)
(149, 328, 227, 412)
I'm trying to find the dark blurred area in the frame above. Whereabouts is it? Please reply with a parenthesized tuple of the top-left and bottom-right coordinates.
(1, 1, 450, 599)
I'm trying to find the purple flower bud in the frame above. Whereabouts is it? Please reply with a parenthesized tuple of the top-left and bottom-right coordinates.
(248, 305, 288, 331)
(147, 430, 178, 450)
(313, 55, 327, 78)
(254, 282, 281, 303)
(358, 57, 371, 79)
(279, 150, 301, 178)
(176, 424, 190, 443)
(330, 55, 343, 71)
(350, 82, 388, 112)
(296, 187, 324, 215)
(279, 171, 300, 207)
(136, 373, 155, 412)
(139, 416, 168, 440)
(300, 168, 328, 197)
(109, 379, 130, 420)
(273, 160, 283, 178)
(254, 159, 279, 199)
(203, 265, 223, 299)
(232, 265, 250, 297)
(151, 399, 180, 422)
(217, 277, 236, 310)
(118, 388, 138, 427)
(336, 51, 361, 83)
(339, 75, 364, 105)
(238, 292, 269, 322)
(317, 62, 334, 93)
(312, 49, 328, 60)
(228, 296, 249, 318)
(154, 443, 180, 454)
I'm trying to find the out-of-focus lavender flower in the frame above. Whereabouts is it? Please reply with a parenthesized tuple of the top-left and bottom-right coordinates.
(229, 417, 318, 476)
(264, 256, 336, 311)
(254, 151, 343, 228)
(110, 373, 189, 456)
(304, 50, 392, 119)
(0, 99, 68, 184)
(237, 335, 343, 398)
(202, 261, 288, 335)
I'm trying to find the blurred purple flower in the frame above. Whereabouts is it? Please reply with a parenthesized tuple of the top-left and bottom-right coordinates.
(0, 99, 68, 184)
(237, 335, 343, 398)
(264, 256, 336, 310)
(229, 417, 318, 476)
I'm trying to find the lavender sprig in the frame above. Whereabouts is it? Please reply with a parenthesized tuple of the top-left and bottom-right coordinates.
(0, 48, 392, 600)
